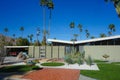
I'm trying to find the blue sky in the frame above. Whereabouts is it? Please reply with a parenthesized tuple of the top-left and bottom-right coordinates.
(0, 0, 120, 41)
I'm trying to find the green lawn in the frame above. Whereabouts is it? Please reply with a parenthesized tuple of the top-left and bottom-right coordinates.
(0, 65, 40, 73)
(81, 62, 120, 80)
(41, 62, 64, 66)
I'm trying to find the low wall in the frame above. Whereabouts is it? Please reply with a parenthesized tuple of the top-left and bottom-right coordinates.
(83, 46, 120, 62)
(28, 46, 120, 61)
(28, 46, 65, 59)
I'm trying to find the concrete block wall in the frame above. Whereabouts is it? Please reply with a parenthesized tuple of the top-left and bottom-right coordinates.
(28, 46, 65, 59)
(83, 46, 120, 62)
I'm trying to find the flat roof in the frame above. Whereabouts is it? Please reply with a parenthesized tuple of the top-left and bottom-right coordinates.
(48, 35, 120, 44)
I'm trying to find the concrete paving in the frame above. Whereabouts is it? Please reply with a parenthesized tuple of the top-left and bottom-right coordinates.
(79, 74, 97, 80)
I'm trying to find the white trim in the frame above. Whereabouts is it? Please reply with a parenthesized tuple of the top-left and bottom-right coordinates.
(48, 35, 120, 44)
(4, 46, 29, 48)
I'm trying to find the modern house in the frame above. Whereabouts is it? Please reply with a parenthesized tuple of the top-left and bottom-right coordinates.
(4, 35, 120, 61)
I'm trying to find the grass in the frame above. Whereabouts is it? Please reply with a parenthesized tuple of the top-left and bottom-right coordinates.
(81, 61, 120, 80)
(41, 62, 64, 66)
(94, 60, 109, 64)
(0, 65, 40, 73)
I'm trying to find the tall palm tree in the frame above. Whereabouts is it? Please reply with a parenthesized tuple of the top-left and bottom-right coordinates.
(28, 34, 33, 45)
(13, 34, 15, 39)
(78, 24, 82, 40)
(36, 27, 40, 46)
(40, 0, 48, 45)
(69, 22, 75, 40)
(73, 34, 78, 41)
(105, 0, 120, 17)
(4, 27, 8, 36)
(100, 33, 107, 38)
(47, 0, 54, 38)
(91, 36, 95, 39)
(108, 31, 112, 36)
(108, 24, 116, 36)
(20, 26, 24, 38)
(85, 29, 90, 39)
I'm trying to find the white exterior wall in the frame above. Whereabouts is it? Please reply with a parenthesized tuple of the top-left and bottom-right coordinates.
(84, 46, 120, 62)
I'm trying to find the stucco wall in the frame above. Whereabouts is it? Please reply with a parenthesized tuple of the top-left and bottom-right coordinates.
(28, 46, 34, 57)
(46, 46, 52, 59)
(83, 46, 120, 62)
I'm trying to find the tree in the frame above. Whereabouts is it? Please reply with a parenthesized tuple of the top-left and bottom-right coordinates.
(0, 35, 7, 65)
(47, 0, 54, 38)
(4, 27, 8, 36)
(40, 0, 48, 45)
(108, 24, 116, 36)
(12, 34, 16, 39)
(105, 0, 120, 17)
(78, 24, 82, 40)
(36, 27, 40, 46)
(100, 33, 107, 38)
(42, 30, 49, 45)
(20, 26, 24, 38)
(73, 34, 78, 41)
(16, 37, 29, 46)
(85, 29, 90, 39)
(28, 34, 34, 45)
(69, 22, 75, 40)
(91, 36, 95, 39)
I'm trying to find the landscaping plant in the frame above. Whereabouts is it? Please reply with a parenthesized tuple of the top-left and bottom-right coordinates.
(102, 54, 110, 61)
(86, 55, 93, 66)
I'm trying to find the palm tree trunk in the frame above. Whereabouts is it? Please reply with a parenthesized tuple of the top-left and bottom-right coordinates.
(48, 9, 52, 38)
(43, 6, 46, 31)
(43, 6, 46, 44)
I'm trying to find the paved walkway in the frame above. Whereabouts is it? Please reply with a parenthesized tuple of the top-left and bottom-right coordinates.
(22, 68, 80, 80)
(79, 74, 97, 80)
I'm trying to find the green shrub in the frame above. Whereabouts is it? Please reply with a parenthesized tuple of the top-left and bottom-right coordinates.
(86, 55, 93, 66)
(77, 56, 84, 66)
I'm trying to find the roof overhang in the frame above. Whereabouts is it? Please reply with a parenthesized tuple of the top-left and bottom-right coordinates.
(4, 46, 29, 48)
(48, 35, 120, 45)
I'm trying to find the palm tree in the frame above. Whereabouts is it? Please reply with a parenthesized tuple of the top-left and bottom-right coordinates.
(108, 31, 112, 36)
(73, 34, 78, 41)
(105, 0, 120, 17)
(40, 0, 48, 45)
(4, 27, 8, 36)
(47, 0, 54, 38)
(36, 27, 40, 46)
(100, 33, 107, 38)
(20, 26, 24, 38)
(69, 22, 75, 40)
(91, 36, 95, 39)
(28, 34, 33, 45)
(108, 24, 116, 36)
(78, 24, 82, 40)
(42, 29, 50, 45)
(85, 29, 90, 39)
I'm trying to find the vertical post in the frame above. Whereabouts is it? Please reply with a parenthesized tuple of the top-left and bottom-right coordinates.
(58, 46, 59, 58)
(51, 45, 53, 58)
(33, 46, 35, 58)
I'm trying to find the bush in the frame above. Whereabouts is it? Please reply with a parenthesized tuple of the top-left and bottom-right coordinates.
(86, 55, 93, 66)
(103, 54, 110, 61)
(77, 56, 84, 66)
